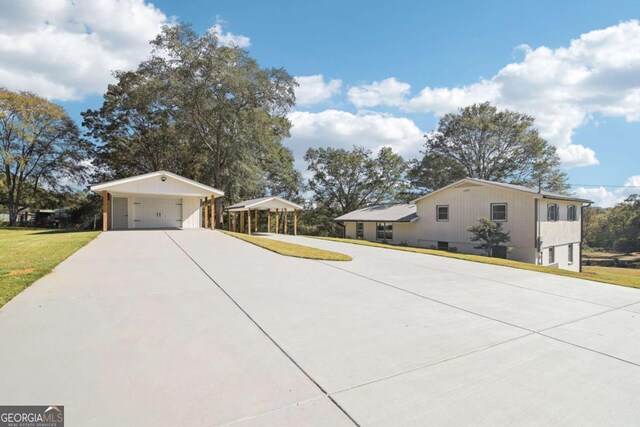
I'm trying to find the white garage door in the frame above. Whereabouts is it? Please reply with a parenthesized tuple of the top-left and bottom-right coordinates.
(133, 197, 182, 229)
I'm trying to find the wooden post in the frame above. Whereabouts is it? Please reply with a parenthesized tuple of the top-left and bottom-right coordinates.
(210, 195, 215, 229)
(275, 209, 279, 234)
(247, 209, 252, 235)
(294, 209, 298, 236)
(240, 211, 245, 233)
(102, 191, 108, 231)
(284, 210, 288, 235)
(267, 209, 271, 233)
(254, 209, 258, 233)
(204, 198, 209, 228)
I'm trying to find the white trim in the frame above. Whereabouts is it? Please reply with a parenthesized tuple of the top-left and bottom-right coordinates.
(90, 171, 224, 197)
(226, 196, 303, 211)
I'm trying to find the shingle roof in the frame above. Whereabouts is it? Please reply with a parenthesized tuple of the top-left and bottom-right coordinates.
(334, 204, 417, 222)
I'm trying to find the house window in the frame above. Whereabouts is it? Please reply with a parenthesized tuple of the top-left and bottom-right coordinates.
(547, 203, 559, 221)
(356, 222, 364, 239)
(491, 203, 507, 222)
(376, 222, 393, 241)
(436, 205, 449, 221)
(549, 246, 555, 264)
(568, 243, 574, 263)
(567, 205, 577, 221)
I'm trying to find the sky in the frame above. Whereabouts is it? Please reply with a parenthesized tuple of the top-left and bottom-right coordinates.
(1, 0, 639, 207)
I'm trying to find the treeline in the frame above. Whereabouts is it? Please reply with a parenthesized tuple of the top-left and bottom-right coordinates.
(1, 23, 587, 236)
(584, 196, 640, 253)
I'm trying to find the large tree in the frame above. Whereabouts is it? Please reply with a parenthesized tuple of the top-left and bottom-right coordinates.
(83, 24, 300, 225)
(409, 102, 569, 193)
(0, 89, 92, 225)
(304, 146, 407, 236)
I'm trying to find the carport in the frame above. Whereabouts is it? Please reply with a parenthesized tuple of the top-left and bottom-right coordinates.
(225, 196, 303, 235)
(90, 171, 224, 230)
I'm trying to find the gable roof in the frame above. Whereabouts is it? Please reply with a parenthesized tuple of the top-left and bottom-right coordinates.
(226, 196, 303, 211)
(334, 204, 417, 222)
(90, 171, 224, 197)
(411, 178, 593, 204)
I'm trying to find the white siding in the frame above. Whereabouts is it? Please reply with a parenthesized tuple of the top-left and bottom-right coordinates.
(105, 174, 214, 197)
(339, 183, 584, 272)
(538, 200, 582, 271)
(342, 221, 418, 246)
(414, 183, 537, 263)
(182, 197, 202, 229)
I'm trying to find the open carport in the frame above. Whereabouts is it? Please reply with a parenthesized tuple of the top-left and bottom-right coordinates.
(0, 230, 639, 425)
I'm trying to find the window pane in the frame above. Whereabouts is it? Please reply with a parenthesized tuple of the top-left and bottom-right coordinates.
(437, 206, 448, 221)
(492, 204, 506, 221)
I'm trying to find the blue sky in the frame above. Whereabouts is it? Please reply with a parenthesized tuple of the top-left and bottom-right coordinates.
(1, 0, 639, 206)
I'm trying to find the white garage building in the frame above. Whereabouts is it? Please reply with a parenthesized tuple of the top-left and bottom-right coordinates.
(90, 171, 224, 230)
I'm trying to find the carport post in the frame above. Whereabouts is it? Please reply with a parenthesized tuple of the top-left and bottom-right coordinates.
(210, 195, 215, 229)
(267, 209, 271, 233)
(240, 211, 245, 233)
(247, 209, 252, 235)
(204, 198, 209, 228)
(102, 191, 108, 231)
(294, 209, 298, 236)
(254, 209, 258, 233)
(284, 210, 288, 234)
(275, 208, 279, 234)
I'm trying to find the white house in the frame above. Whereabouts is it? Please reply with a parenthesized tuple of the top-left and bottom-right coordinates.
(91, 171, 224, 230)
(335, 178, 592, 272)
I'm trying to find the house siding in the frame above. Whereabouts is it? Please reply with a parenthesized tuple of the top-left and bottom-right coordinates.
(538, 199, 582, 272)
(337, 182, 584, 272)
(414, 183, 537, 263)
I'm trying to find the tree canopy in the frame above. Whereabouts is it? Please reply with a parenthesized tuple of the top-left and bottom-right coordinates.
(584, 195, 640, 253)
(303, 146, 407, 235)
(409, 102, 569, 194)
(0, 88, 92, 225)
(83, 24, 301, 223)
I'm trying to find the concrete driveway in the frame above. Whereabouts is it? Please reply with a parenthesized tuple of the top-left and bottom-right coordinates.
(1, 230, 640, 426)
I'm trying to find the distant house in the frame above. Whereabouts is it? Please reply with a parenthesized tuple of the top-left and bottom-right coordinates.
(334, 178, 592, 272)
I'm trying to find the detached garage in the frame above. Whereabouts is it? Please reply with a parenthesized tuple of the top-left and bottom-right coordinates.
(90, 171, 224, 230)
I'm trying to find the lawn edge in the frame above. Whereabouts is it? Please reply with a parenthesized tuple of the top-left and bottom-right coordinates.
(310, 236, 639, 289)
(0, 229, 100, 308)
(220, 230, 352, 261)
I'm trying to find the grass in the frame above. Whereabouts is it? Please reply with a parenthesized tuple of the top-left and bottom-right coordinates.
(221, 230, 352, 261)
(312, 236, 640, 289)
(0, 228, 100, 307)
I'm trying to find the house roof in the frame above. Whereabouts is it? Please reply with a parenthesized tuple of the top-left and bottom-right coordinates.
(90, 171, 224, 197)
(334, 203, 418, 222)
(411, 178, 593, 204)
(225, 196, 303, 212)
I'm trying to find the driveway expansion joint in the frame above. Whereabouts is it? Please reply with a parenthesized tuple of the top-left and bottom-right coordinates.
(164, 232, 360, 426)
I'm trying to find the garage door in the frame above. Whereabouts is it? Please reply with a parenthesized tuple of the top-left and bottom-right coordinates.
(133, 197, 182, 229)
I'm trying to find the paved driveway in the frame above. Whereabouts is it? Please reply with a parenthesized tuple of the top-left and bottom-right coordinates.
(1, 230, 640, 426)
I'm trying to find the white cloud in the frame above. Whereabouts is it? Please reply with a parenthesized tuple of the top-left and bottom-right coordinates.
(287, 110, 424, 161)
(209, 16, 250, 48)
(348, 77, 411, 108)
(353, 21, 640, 169)
(574, 175, 640, 207)
(0, 0, 171, 100)
(0, 2, 251, 101)
(294, 75, 342, 106)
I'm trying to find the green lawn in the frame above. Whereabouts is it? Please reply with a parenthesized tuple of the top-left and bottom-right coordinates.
(312, 236, 640, 289)
(222, 231, 352, 261)
(0, 228, 99, 307)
